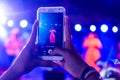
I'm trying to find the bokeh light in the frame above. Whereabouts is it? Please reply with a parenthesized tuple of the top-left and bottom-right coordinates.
(90, 25, 96, 32)
(7, 20, 14, 27)
(100, 24, 108, 33)
(74, 24, 82, 32)
(20, 19, 28, 28)
(112, 26, 118, 33)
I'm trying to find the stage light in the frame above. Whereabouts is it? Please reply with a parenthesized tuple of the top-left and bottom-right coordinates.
(0, 17, 6, 25)
(90, 25, 96, 32)
(112, 26, 118, 33)
(0, 6, 7, 25)
(74, 24, 82, 31)
(100, 24, 108, 32)
(0, 24, 7, 40)
(20, 19, 28, 28)
(7, 20, 14, 27)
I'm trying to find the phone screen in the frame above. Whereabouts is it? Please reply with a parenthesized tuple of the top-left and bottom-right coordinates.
(38, 12, 64, 56)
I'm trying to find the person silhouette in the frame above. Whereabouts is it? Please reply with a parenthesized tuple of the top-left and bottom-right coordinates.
(82, 32, 102, 72)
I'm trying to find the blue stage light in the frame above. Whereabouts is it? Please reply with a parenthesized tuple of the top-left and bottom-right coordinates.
(20, 19, 28, 28)
(112, 26, 118, 33)
(90, 25, 96, 32)
(7, 20, 14, 27)
(74, 24, 82, 32)
(100, 24, 108, 33)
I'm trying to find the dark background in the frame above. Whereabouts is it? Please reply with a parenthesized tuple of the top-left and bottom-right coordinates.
(0, 0, 120, 79)
(2, 0, 120, 24)
(0, 0, 120, 67)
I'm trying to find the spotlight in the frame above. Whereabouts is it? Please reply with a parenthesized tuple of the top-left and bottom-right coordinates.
(100, 24, 108, 33)
(90, 25, 96, 32)
(7, 20, 14, 27)
(0, 16, 6, 25)
(112, 26, 118, 33)
(74, 24, 82, 32)
(0, 7, 7, 25)
(0, 24, 7, 40)
(20, 19, 28, 28)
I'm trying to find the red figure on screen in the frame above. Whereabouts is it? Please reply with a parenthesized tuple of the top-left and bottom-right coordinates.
(82, 32, 102, 72)
(49, 28, 56, 43)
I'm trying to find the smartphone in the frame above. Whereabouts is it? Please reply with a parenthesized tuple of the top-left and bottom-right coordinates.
(37, 7, 65, 61)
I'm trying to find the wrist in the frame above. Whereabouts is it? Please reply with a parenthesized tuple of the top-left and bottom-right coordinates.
(71, 63, 88, 79)
(10, 66, 23, 78)
(80, 66, 101, 80)
(0, 67, 22, 80)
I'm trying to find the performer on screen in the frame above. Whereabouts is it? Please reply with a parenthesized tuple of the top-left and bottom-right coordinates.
(49, 27, 56, 44)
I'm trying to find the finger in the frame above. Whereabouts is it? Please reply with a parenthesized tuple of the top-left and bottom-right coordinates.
(53, 61, 64, 68)
(51, 48, 66, 57)
(65, 16, 72, 48)
(32, 43, 38, 56)
(32, 59, 59, 67)
(29, 20, 38, 43)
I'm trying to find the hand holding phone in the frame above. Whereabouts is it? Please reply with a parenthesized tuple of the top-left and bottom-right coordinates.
(37, 7, 65, 61)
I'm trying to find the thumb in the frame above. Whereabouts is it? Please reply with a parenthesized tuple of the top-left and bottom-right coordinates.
(53, 61, 64, 68)
(32, 59, 59, 67)
(29, 20, 38, 43)
(51, 48, 67, 58)
(65, 16, 72, 49)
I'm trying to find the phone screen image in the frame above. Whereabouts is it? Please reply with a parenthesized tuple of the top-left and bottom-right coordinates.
(38, 12, 64, 59)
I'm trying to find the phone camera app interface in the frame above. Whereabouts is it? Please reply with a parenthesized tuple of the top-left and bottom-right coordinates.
(38, 13, 63, 56)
